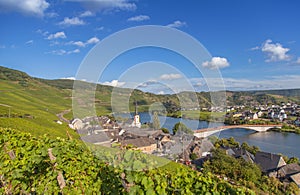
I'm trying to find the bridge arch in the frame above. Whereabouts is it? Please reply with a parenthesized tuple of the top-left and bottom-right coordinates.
(194, 125, 282, 138)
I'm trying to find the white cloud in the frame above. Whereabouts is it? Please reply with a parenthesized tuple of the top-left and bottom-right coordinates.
(166, 20, 187, 28)
(67, 41, 85, 47)
(160, 73, 182, 80)
(64, 0, 136, 12)
(190, 75, 300, 91)
(262, 39, 290, 62)
(86, 37, 100, 45)
(47, 31, 66, 40)
(102, 80, 125, 87)
(58, 17, 85, 26)
(47, 49, 67, 55)
(25, 40, 33, 45)
(202, 57, 230, 69)
(45, 12, 58, 18)
(0, 0, 49, 16)
(49, 41, 60, 46)
(67, 37, 100, 47)
(127, 15, 150, 22)
(46, 48, 80, 55)
(36, 29, 49, 36)
(79, 10, 94, 17)
(95, 26, 104, 31)
(224, 75, 300, 90)
(250, 46, 260, 51)
(68, 49, 80, 54)
(158, 91, 165, 95)
(60, 77, 75, 80)
(296, 57, 300, 64)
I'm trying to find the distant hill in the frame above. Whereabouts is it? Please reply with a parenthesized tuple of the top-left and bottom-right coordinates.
(0, 65, 299, 136)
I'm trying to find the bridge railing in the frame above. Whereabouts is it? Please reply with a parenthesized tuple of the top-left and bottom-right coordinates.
(194, 124, 282, 133)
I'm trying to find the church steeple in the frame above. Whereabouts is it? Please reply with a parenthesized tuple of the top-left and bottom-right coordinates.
(131, 100, 141, 128)
(135, 100, 138, 115)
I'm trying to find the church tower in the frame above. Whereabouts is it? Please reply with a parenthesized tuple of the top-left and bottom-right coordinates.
(132, 100, 141, 128)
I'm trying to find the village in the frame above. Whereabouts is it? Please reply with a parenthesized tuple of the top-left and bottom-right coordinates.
(65, 101, 300, 188)
(224, 102, 300, 126)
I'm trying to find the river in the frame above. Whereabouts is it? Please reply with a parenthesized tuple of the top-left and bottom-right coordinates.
(134, 112, 300, 159)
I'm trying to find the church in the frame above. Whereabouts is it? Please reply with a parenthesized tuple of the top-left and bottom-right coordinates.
(130, 101, 141, 128)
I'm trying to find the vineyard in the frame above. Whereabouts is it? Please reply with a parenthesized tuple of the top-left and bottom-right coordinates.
(0, 128, 253, 194)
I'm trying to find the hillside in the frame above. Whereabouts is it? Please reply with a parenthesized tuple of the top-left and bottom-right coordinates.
(0, 66, 76, 138)
(1, 66, 300, 137)
(0, 128, 253, 194)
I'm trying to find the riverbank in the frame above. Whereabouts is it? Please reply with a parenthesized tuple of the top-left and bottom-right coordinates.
(273, 124, 300, 134)
(167, 110, 225, 122)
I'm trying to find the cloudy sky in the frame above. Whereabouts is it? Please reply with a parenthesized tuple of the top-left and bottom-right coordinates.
(0, 0, 300, 93)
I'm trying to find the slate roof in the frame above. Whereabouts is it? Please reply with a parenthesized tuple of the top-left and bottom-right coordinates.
(232, 148, 255, 163)
(290, 172, 300, 187)
(122, 137, 156, 148)
(80, 132, 111, 145)
(278, 163, 300, 178)
(125, 128, 162, 137)
(200, 139, 214, 153)
(254, 151, 286, 172)
(223, 147, 254, 163)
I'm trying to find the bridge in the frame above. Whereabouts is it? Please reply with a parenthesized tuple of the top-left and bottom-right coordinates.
(194, 124, 282, 138)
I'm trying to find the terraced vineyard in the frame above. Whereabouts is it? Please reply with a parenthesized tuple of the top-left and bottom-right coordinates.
(0, 128, 252, 194)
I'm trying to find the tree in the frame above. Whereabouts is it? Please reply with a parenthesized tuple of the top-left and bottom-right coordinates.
(161, 128, 169, 134)
(152, 111, 161, 130)
(287, 157, 299, 164)
(172, 122, 193, 135)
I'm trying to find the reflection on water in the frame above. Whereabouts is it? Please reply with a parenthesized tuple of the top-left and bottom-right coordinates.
(138, 112, 222, 133)
(217, 129, 300, 159)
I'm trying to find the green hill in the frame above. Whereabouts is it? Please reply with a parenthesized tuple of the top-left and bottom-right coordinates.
(1, 65, 299, 137)
(0, 66, 76, 138)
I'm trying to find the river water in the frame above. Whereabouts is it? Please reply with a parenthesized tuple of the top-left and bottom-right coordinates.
(134, 112, 300, 159)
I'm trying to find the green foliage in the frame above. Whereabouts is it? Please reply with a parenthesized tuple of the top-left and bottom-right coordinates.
(241, 142, 260, 155)
(161, 127, 169, 134)
(172, 122, 193, 135)
(203, 146, 299, 194)
(0, 128, 124, 194)
(287, 157, 299, 164)
(281, 124, 300, 134)
(203, 148, 261, 184)
(214, 137, 240, 148)
(0, 128, 253, 194)
(189, 153, 198, 160)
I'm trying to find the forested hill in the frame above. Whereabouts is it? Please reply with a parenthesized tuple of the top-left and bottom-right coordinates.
(0, 66, 300, 116)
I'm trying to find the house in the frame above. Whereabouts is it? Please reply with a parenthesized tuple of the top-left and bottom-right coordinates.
(69, 118, 84, 130)
(80, 132, 112, 147)
(156, 134, 174, 151)
(257, 111, 264, 118)
(54, 120, 63, 125)
(290, 172, 300, 187)
(121, 137, 157, 154)
(295, 118, 300, 127)
(277, 163, 300, 179)
(254, 151, 286, 174)
(225, 147, 255, 163)
(198, 139, 214, 157)
(252, 113, 258, 120)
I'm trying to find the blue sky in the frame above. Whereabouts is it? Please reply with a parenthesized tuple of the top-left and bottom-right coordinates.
(0, 0, 300, 93)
